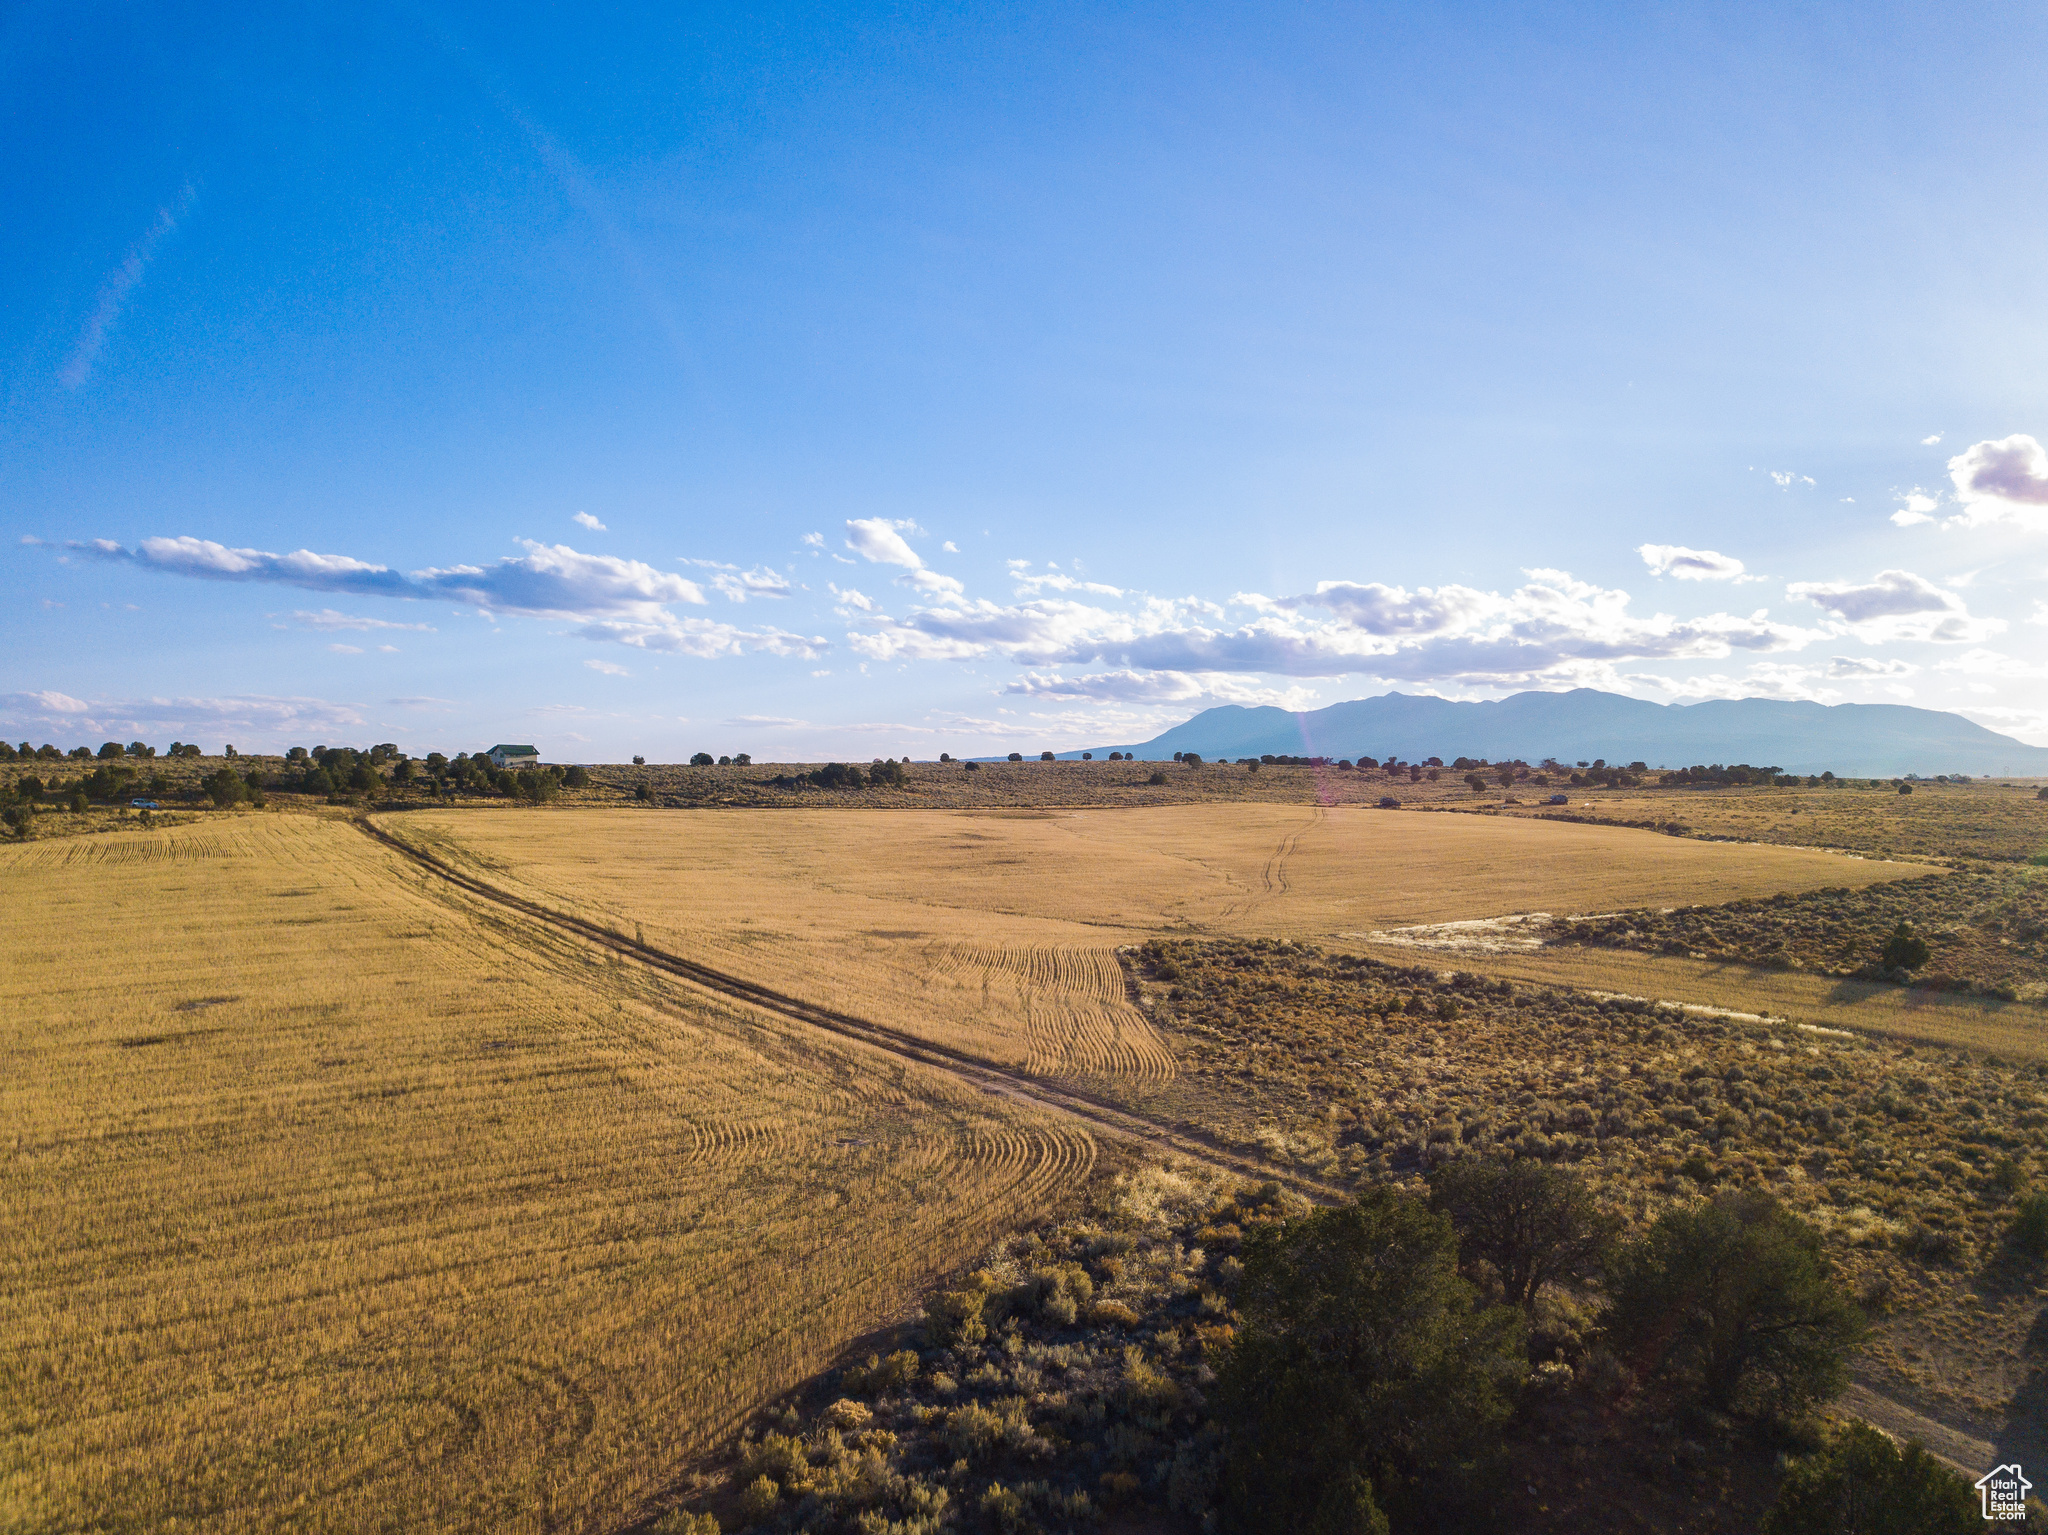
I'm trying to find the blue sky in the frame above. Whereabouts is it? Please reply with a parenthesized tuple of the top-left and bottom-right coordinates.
(6, 1, 2047, 759)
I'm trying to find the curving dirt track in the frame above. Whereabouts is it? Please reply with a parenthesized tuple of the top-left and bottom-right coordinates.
(357, 815, 1343, 1200)
(358, 813, 1997, 1483)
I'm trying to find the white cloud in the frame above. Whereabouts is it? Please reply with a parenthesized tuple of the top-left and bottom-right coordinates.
(1922, 434, 1943, 446)
(0, 690, 369, 747)
(1637, 544, 1747, 581)
(1824, 655, 1917, 679)
(1785, 568, 2004, 643)
(1767, 470, 1815, 488)
(1013, 572, 1126, 597)
(74, 536, 706, 617)
(1001, 669, 1320, 709)
(1626, 664, 1839, 704)
(842, 567, 1828, 689)
(730, 714, 806, 726)
(584, 658, 630, 676)
(9, 689, 92, 714)
(845, 518, 925, 568)
(376, 644, 398, 654)
(61, 184, 196, 389)
(291, 608, 435, 632)
(577, 616, 828, 659)
(572, 511, 607, 532)
(329, 643, 364, 654)
(54, 534, 831, 661)
(942, 540, 960, 553)
(802, 532, 825, 551)
(829, 585, 878, 615)
(904, 568, 967, 598)
(1890, 490, 1940, 527)
(2031, 600, 2048, 628)
(708, 567, 792, 602)
(1934, 648, 2045, 679)
(1946, 434, 2048, 529)
(1272, 581, 1494, 634)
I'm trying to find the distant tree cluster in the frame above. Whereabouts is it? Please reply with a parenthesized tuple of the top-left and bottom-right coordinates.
(773, 758, 909, 791)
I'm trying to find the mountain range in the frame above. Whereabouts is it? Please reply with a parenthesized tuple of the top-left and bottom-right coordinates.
(1069, 688, 2048, 777)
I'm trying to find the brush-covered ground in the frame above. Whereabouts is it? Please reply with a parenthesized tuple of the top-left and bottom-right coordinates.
(1111, 938, 2048, 1448)
(644, 935, 2048, 1535)
(653, 1164, 1798, 1535)
(1547, 869, 2048, 1002)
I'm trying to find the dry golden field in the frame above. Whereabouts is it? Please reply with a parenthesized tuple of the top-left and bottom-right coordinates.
(0, 815, 1094, 1534)
(0, 795, 2000, 1534)
(384, 803, 1939, 1084)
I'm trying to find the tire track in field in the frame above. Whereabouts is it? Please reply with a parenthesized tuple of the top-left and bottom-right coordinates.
(359, 814, 1981, 1475)
(1220, 806, 1323, 920)
(358, 814, 1346, 1200)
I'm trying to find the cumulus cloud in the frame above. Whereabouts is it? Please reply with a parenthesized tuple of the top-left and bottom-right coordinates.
(1272, 581, 1494, 634)
(1890, 490, 1940, 527)
(572, 511, 607, 532)
(942, 540, 960, 553)
(843, 568, 1828, 688)
(845, 518, 925, 568)
(584, 658, 630, 676)
(1946, 434, 2048, 529)
(73, 535, 706, 616)
(1638, 544, 1747, 581)
(1922, 434, 1943, 446)
(1785, 568, 2003, 643)
(52, 534, 821, 660)
(694, 565, 791, 602)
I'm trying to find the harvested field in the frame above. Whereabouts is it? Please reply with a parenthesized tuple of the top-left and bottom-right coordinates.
(384, 804, 1929, 1085)
(0, 817, 1092, 1534)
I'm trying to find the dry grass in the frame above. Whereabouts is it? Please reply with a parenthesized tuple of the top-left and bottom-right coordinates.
(382, 804, 1924, 1089)
(0, 816, 1093, 1534)
(1125, 936, 2048, 1447)
(0, 789, 1998, 1532)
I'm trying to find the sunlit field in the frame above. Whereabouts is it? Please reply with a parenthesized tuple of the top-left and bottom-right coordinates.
(387, 803, 1938, 1080)
(0, 817, 1092, 1534)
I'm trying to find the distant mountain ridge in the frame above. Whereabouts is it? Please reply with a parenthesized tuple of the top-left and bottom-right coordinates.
(1071, 688, 2048, 777)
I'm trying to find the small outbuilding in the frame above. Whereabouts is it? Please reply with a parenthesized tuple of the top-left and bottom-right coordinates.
(487, 744, 541, 769)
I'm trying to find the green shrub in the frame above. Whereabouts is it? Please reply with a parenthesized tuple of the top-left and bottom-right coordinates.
(1428, 1158, 1618, 1312)
(1213, 1190, 1523, 1533)
(2012, 1192, 2048, 1259)
(1605, 1192, 1864, 1416)
(1761, 1421, 1977, 1534)
(1880, 921, 1929, 970)
(924, 1284, 990, 1346)
(737, 1475, 779, 1521)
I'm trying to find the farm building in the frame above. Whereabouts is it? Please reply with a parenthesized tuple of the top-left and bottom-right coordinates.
(486, 744, 540, 769)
